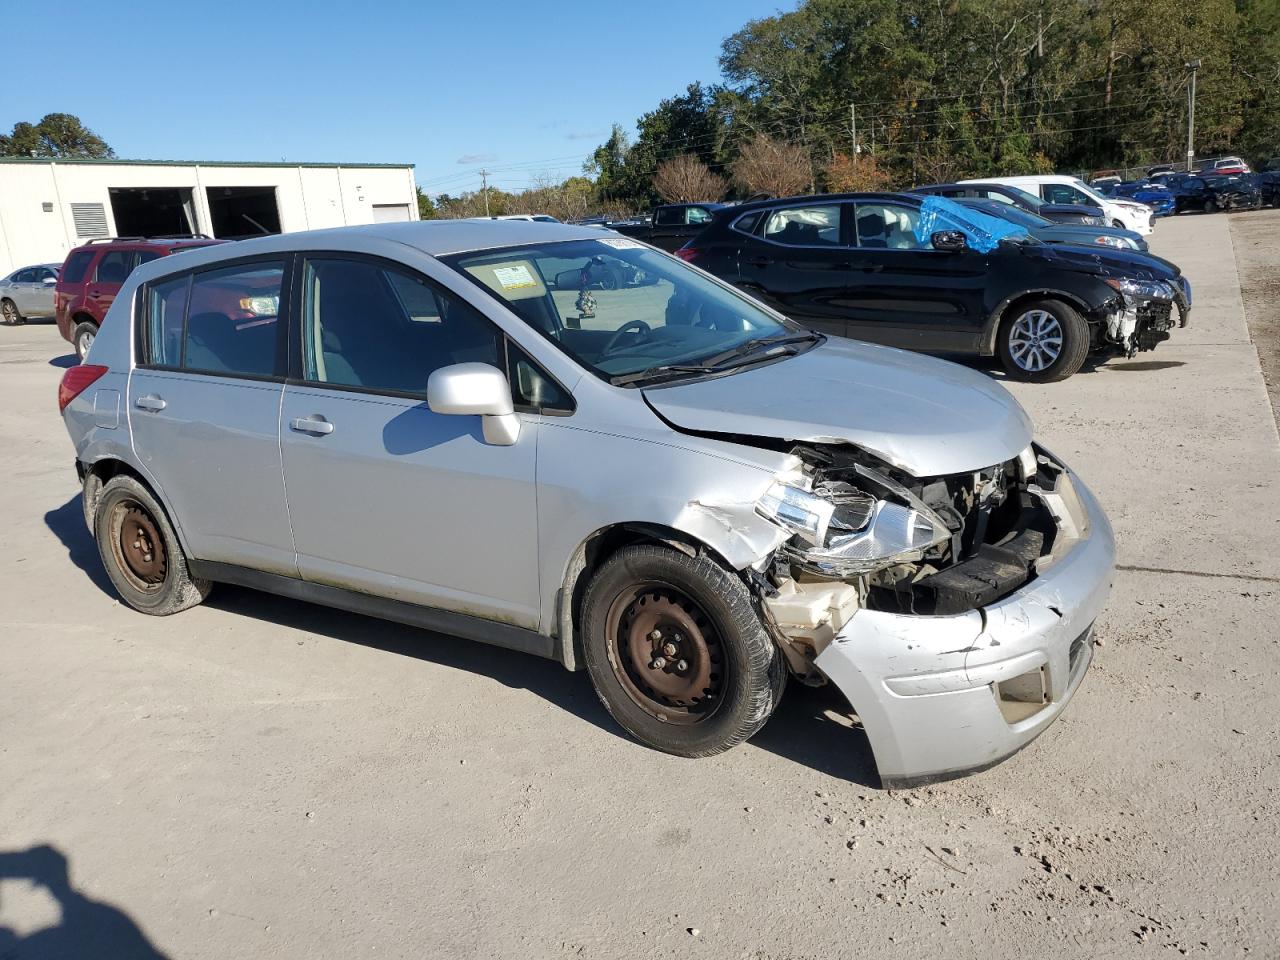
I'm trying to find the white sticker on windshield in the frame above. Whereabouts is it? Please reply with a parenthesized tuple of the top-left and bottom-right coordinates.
(493, 264, 537, 289)
(600, 238, 645, 250)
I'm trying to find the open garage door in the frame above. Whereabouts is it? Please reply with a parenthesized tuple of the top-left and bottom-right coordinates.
(207, 186, 282, 239)
(108, 187, 198, 238)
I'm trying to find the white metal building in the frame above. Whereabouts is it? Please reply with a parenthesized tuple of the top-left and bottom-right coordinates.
(0, 158, 419, 276)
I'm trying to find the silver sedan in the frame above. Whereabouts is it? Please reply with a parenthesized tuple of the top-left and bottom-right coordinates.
(0, 263, 61, 324)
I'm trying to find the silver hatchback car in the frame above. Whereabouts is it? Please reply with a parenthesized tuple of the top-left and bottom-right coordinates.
(60, 221, 1114, 787)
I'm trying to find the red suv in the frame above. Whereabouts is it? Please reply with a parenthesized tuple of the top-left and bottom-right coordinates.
(56, 237, 223, 359)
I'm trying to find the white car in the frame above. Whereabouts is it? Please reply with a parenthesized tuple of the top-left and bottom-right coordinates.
(962, 175, 1154, 236)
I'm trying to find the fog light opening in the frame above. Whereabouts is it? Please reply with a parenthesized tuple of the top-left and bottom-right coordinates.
(995, 667, 1049, 724)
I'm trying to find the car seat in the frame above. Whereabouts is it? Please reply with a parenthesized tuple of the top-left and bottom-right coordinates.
(857, 212, 887, 248)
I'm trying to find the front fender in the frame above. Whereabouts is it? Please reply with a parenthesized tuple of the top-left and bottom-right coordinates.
(980, 281, 1110, 355)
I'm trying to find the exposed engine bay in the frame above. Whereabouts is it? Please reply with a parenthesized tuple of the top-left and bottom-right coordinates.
(754, 442, 1089, 682)
(1098, 278, 1190, 357)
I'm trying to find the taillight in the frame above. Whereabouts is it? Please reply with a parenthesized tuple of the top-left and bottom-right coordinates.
(675, 246, 701, 263)
(58, 364, 108, 412)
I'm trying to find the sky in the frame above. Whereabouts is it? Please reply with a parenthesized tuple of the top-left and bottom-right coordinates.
(2, 0, 788, 196)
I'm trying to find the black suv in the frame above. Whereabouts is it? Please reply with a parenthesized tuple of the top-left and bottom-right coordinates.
(678, 193, 1189, 382)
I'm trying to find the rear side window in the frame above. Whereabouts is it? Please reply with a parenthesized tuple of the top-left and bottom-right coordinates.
(137, 251, 163, 266)
(300, 257, 500, 397)
(146, 275, 191, 367)
(732, 211, 764, 235)
(763, 205, 842, 246)
(654, 207, 683, 226)
(61, 251, 95, 284)
(686, 207, 713, 224)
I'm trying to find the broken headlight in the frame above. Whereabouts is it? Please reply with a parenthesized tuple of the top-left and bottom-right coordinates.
(1104, 278, 1173, 301)
(757, 477, 951, 577)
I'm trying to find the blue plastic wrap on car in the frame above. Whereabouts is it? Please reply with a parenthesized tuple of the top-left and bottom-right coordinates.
(914, 195, 1027, 253)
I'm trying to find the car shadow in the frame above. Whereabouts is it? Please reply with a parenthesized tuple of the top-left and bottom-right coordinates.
(202, 582, 882, 786)
(942, 351, 1113, 382)
(0, 844, 170, 959)
(49, 353, 78, 369)
(749, 682, 881, 787)
(43, 495, 115, 597)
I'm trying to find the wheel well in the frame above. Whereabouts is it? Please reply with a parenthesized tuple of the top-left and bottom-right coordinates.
(72, 312, 97, 326)
(983, 291, 1093, 355)
(81, 459, 174, 537)
(557, 523, 737, 671)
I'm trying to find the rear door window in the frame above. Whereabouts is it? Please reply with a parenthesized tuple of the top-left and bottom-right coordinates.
(94, 250, 137, 284)
(763, 205, 842, 246)
(145, 275, 191, 367)
(61, 251, 95, 284)
(182, 262, 285, 378)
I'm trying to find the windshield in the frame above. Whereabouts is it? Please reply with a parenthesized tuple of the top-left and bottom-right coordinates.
(1071, 179, 1110, 204)
(959, 200, 1049, 229)
(445, 238, 805, 383)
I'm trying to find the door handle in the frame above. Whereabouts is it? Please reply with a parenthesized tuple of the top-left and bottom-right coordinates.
(858, 264, 884, 273)
(135, 395, 166, 412)
(290, 416, 334, 435)
(745, 256, 774, 267)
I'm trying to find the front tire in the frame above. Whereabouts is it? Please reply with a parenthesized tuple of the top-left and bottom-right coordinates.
(1203, 199, 1217, 214)
(0, 299, 21, 325)
(93, 475, 211, 615)
(581, 545, 785, 758)
(997, 299, 1090, 383)
(73, 321, 98, 361)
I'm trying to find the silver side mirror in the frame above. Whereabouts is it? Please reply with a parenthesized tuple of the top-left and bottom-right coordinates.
(43, 276, 57, 285)
(427, 362, 520, 446)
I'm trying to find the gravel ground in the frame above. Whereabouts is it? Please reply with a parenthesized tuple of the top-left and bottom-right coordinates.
(1, 213, 1278, 959)
(1229, 206, 1280, 429)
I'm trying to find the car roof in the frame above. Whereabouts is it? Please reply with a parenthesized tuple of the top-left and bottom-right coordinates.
(113, 221, 621, 279)
(720, 192, 922, 214)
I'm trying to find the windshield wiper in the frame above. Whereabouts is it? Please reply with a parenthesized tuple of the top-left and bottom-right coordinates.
(609, 364, 714, 387)
(698, 331, 823, 369)
(608, 331, 823, 387)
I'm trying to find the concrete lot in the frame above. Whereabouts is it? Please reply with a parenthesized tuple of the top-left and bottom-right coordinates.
(2, 213, 1278, 959)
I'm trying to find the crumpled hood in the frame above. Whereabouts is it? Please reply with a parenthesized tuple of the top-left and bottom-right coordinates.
(643, 338, 1033, 477)
(1021, 242, 1180, 280)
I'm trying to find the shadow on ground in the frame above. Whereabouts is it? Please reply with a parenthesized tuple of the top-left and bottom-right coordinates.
(205, 583, 881, 787)
(48, 354, 77, 369)
(44, 495, 114, 597)
(0, 845, 169, 959)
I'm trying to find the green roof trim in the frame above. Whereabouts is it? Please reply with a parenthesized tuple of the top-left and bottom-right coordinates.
(0, 157, 414, 169)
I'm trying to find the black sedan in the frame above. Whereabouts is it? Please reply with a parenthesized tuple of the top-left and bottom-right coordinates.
(1172, 175, 1263, 213)
(911, 182, 1107, 226)
(678, 193, 1189, 382)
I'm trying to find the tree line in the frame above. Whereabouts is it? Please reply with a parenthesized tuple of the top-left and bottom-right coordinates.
(430, 0, 1278, 217)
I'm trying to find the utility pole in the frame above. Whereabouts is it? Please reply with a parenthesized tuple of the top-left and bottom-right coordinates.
(849, 103, 857, 157)
(480, 169, 490, 217)
(1185, 60, 1201, 172)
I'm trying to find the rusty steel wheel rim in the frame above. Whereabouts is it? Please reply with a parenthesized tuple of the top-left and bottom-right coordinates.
(605, 583, 725, 725)
(109, 499, 168, 591)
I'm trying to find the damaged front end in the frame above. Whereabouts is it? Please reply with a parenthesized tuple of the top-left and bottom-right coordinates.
(1098, 277, 1189, 357)
(747, 441, 1113, 786)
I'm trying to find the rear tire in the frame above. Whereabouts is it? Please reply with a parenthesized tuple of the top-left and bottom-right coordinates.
(73, 321, 98, 361)
(0, 299, 21, 325)
(581, 544, 785, 758)
(997, 299, 1090, 383)
(93, 475, 211, 616)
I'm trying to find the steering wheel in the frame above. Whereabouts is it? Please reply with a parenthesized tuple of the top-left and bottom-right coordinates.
(600, 319, 651, 356)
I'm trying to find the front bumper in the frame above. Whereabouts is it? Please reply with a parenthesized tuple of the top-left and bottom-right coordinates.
(814, 470, 1115, 788)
